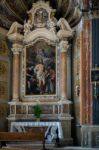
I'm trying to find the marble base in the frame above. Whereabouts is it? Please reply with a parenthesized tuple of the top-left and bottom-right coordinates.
(7, 116, 73, 146)
(81, 125, 99, 147)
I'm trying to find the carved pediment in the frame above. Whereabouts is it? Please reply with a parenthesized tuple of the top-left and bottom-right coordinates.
(27, 1, 56, 28)
(23, 1, 57, 37)
(23, 28, 58, 44)
(7, 1, 74, 44)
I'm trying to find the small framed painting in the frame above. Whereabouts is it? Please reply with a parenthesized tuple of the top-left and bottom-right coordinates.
(91, 68, 99, 83)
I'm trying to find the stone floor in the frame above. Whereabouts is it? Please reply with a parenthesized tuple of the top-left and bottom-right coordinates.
(4, 146, 99, 150)
(46, 145, 99, 150)
(47, 147, 99, 150)
(6, 143, 99, 150)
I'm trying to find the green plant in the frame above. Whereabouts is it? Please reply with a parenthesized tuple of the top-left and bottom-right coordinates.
(33, 104, 42, 119)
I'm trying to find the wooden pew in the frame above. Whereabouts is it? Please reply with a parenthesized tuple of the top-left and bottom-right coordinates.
(0, 132, 46, 150)
(0, 148, 40, 150)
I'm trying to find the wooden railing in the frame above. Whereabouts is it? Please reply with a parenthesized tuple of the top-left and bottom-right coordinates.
(0, 132, 46, 150)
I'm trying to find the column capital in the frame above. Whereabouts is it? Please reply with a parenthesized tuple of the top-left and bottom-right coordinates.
(59, 41, 69, 53)
(11, 43, 23, 54)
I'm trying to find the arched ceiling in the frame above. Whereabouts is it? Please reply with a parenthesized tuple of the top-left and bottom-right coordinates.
(0, 0, 82, 30)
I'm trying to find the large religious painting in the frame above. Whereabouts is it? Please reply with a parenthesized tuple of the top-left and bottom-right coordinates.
(91, 69, 99, 83)
(25, 41, 56, 96)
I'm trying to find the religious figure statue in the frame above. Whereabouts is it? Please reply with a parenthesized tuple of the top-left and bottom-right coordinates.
(24, 20, 32, 36)
(57, 18, 73, 33)
(7, 21, 23, 36)
(57, 18, 74, 39)
(47, 13, 57, 33)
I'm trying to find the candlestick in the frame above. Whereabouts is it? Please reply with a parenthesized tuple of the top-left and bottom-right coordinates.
(95, 82, 96, 88)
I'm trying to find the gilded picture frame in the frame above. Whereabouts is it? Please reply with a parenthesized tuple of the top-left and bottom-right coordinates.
(21, 39, 60, 102)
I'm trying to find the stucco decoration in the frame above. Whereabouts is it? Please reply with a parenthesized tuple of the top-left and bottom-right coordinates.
(57, 18, 74, 40)
(23, 1, 57, 43)
(27, 1, 56, 29)
(7, 21, 23, 36)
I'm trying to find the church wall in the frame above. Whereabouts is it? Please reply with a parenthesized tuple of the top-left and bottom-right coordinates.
(80, 19, 92, 124)
(76, 12, 99, 147)
(0, 30, 10, 131)
(92, 18, 99, 124)
(72, 15, 92, 145)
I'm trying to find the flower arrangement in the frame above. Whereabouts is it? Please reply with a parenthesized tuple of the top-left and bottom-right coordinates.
(33, 102, 42, 120)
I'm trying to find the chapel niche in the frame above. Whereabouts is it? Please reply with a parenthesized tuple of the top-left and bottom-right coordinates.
(7, 0, 74, 144)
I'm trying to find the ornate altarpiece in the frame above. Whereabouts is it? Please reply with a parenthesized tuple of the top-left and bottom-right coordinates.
(7, 1, 74, 143)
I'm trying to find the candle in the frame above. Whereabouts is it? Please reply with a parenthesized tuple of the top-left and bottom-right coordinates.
(95, 82, 96, 87)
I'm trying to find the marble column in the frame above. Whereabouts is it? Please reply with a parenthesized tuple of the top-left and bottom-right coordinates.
(59, 41, 69, 101)
(11, 43, 23, 101)
(67, 49, 71, 100)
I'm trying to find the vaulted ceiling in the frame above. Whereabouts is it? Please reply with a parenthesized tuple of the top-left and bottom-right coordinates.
(0, 0, 98, 30)
(0, 0, 82, 30)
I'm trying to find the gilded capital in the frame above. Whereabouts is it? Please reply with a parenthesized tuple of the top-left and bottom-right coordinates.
(11, 43, 23, 54)
(59, 41, 69, 52)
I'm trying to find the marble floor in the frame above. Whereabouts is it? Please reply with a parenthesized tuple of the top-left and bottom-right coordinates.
(6, 143, 99, 150)
(47, 147, 99, 150)
(4, 146, 99, 150)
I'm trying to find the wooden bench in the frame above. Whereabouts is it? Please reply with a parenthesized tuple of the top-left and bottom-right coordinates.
(0, 148, 40, 150)
(0, 132, 46, 150)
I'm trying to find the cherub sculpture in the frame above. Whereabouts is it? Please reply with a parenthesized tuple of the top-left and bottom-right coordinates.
(24, 20, 32, 36)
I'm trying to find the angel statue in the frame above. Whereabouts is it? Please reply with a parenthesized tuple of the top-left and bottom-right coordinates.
(57, 18, 73, 33)
(24, 20, 32, 36)
(7, 21, 23, 36)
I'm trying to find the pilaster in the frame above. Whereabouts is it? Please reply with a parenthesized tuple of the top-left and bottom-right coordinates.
(67, 49, 71, 100)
